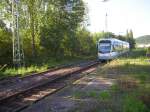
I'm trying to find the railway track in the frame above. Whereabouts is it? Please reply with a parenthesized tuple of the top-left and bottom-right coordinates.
(0, 61, 94, 100)
(0, 61, 100, 112)
(0, 60, 88, 82)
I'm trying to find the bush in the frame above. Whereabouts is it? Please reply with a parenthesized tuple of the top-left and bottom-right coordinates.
(146, 47, 150, 57)
(98, 91, 111, 101)
(123, 95, 148, 112)
(0, 26, 12, 65)
(139, 86, 150, 108)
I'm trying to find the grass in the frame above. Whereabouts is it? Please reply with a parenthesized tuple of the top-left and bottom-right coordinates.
(123, 95, 148, 112)
(95, 48, 150, 112)
(70, 48, 150, 112)
(72, 89, 112, 102)
(98, 90, 111, 101)
(71, 89, 118, 112)
(98, 49, 150, 81)
(1, 65, 48, 77)
(0, 56, 95, 79)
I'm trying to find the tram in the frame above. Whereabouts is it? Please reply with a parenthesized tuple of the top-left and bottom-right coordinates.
(97, 38, 129, 61)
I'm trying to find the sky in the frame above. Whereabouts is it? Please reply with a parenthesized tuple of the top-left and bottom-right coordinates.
(84, 0, 150, 38)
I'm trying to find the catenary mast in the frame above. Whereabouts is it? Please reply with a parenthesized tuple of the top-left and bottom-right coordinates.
(12, 0, 24, 67)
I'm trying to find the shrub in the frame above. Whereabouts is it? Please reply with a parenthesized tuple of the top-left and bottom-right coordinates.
(87, 91, 97, 98)
(110, 84, 119, 93)
(123, 95, 148, 112)
(139, 86, 150, 108)
(98, 91, 111, 101)
(146, 47, 150, 57)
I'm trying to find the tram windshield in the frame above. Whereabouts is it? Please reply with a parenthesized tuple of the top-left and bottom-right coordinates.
(99, 42, 111, 53)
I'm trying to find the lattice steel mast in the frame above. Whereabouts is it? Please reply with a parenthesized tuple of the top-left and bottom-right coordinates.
(105, 13, 108, 32)
(12, 0, 24, 67)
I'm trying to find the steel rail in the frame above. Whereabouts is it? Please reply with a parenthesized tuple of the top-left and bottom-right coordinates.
(0, 61, 100, 112)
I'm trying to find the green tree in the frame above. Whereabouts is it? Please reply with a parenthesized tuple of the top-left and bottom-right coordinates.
(103, 32, 115, 38)
(0, 20, 12, 65)
(0, 0, 96, 66)
(76, 29, 96, 55)
(22, 0, 43, 58)
(92, 32, 104, 42)
(115, 35, 126, 41)
(126, 29, 130, 41)
(40, 0, 85, 58)
(128, 29, 135, 49)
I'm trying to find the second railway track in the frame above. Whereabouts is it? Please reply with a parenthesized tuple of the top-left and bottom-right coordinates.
(0, 61, 100, 112)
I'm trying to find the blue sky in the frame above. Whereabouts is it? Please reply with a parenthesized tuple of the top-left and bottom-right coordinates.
(84, 0, 150, 38)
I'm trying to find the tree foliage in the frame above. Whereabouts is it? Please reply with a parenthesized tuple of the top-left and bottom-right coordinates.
(0, 0, 96, 65)
(126, 29, 136, 49)
(92, 30, 136, 50)
(0, 20, 12, 65)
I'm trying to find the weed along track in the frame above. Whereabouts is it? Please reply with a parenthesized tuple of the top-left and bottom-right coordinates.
(0, 61, 100, 112)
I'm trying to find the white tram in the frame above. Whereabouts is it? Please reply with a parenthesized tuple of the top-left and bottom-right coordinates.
(97, 38, 129, 61)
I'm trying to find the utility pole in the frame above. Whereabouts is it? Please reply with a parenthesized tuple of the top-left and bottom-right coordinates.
(105, 13, 108, 32)
(12, 0, 24, 67)
(100, 0, 109, 38)
(105, 13, 109, 38)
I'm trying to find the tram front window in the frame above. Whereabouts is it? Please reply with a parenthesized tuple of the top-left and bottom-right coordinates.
(99, 44, 111, 53)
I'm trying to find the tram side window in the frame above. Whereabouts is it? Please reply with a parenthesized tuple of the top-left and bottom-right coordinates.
(119, 43, 122, 51)
(113, 42, 119, 52)
(112, 43, 117, 52)
(116, 43, 122, 52)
